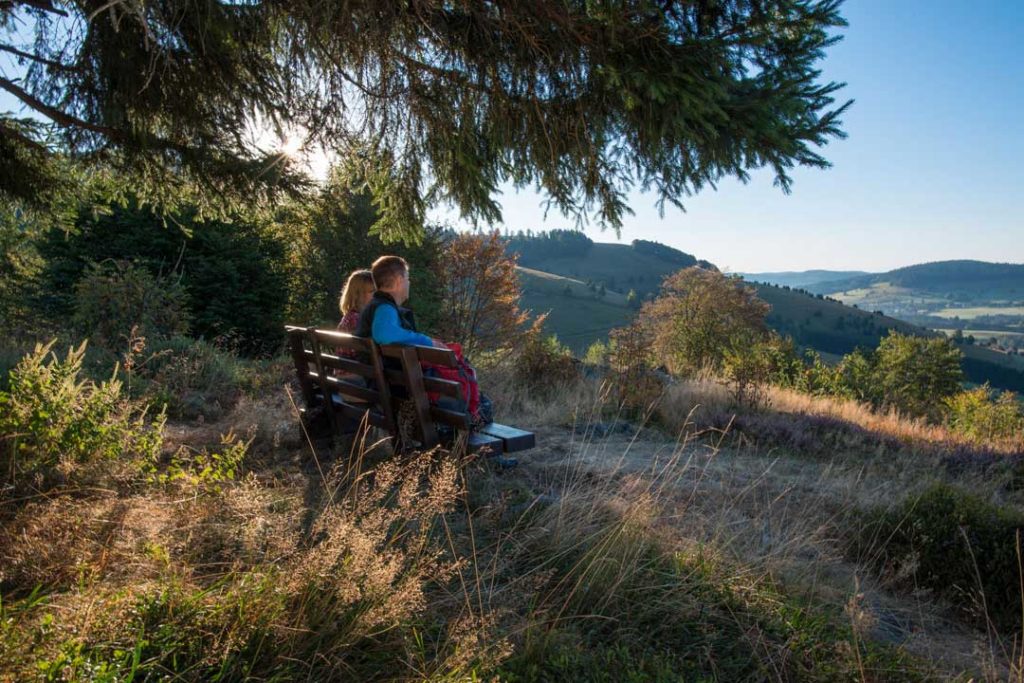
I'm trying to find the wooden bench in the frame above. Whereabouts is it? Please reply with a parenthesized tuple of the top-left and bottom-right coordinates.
(285, 326, 535, 456)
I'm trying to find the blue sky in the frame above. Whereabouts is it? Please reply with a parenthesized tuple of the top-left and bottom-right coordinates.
(438, 0, 1024, 273)
(3, 1, 1021, 273)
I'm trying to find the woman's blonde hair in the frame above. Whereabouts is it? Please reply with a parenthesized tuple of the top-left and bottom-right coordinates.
(339, 269, 375, 316)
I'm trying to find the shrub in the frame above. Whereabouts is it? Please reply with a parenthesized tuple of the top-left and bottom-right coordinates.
(794, 349, 843, 397)
(872, 332, 963, 421)
(514, 324, 579, 392)
(583, 338, 613, 366)
(854, 483, 1024, 632)
(72, 261, 191, 350)
(38, 199, 289, 355)
(724, 335, 801, 409)
(724, 346, 771, 410)
(151, 431, 248, 494)
(607, 323, 664, 415)
(829, 347, 877, 403)
(945, 385, 1024, 444)
(0, 340, 165, 490)
(639, 267, 770, 377)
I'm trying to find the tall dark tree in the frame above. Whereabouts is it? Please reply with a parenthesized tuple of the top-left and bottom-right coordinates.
(2, 1, 851, 240)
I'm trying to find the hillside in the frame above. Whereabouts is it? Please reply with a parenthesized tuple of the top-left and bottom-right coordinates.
(513, 238, 709, 297)
(513, 241, 1024, 390)
(750, 282, 925, 355)
(518, 267, 632, 352)
(804, 261, 1024, 357)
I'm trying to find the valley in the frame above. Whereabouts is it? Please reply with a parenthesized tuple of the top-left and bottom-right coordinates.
(512, 235, 1024, 391)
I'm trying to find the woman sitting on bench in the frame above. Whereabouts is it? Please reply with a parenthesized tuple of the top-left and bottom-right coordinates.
(331, 269, 374, 387)
(337, 269, 374, 344)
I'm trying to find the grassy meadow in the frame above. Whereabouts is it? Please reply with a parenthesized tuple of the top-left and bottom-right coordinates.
(934, 306, 1024, 319)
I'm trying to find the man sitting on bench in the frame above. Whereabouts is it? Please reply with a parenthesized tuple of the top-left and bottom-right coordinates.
(352, 255, 520, 466)
(355, 255, 467, 415)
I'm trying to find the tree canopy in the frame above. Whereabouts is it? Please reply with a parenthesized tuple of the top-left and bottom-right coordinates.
(2, 0, 851, 240)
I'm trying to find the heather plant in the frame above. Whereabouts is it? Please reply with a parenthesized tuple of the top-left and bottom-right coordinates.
(0, 340, 165, 490)
(853, 484, 1024, 633)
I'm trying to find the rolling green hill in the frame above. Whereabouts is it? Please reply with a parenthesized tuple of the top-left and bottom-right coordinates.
(805, 261, 1024, 342)
(514, 239, 710, 297)
(518, 267, 632, 352)
(750, 282, 925, 355)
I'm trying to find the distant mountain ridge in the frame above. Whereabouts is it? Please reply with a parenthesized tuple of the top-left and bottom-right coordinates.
(809, 260, 1024, 296)
(738, 270, 873, 289)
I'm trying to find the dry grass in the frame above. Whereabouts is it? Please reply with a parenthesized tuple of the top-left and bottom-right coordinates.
(652, 378, 1024, 465)
(5, 360, 1024, 680)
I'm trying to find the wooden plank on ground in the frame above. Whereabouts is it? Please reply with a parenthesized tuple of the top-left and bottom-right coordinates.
(479, 423, 536, 452)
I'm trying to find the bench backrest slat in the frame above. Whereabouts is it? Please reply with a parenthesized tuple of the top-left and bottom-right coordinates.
(287, 326, 397, 437)
(302, 349, 377, 379)
(383, 367, 463, 400)
(308, 371, 382, 404)
(287, 326, 374, 353)
(380, 344, 458, 368)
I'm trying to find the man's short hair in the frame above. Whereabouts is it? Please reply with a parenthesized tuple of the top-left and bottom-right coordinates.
(371, 255, 409, 290)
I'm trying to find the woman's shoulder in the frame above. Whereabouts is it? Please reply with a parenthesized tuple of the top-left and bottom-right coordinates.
(338, 310, 361, 332)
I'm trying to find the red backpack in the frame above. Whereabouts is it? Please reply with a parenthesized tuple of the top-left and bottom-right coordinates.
(423, 342, 481, 417)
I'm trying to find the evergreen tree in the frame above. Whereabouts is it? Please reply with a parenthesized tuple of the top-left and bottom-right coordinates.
(3, 1, 850, 240)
